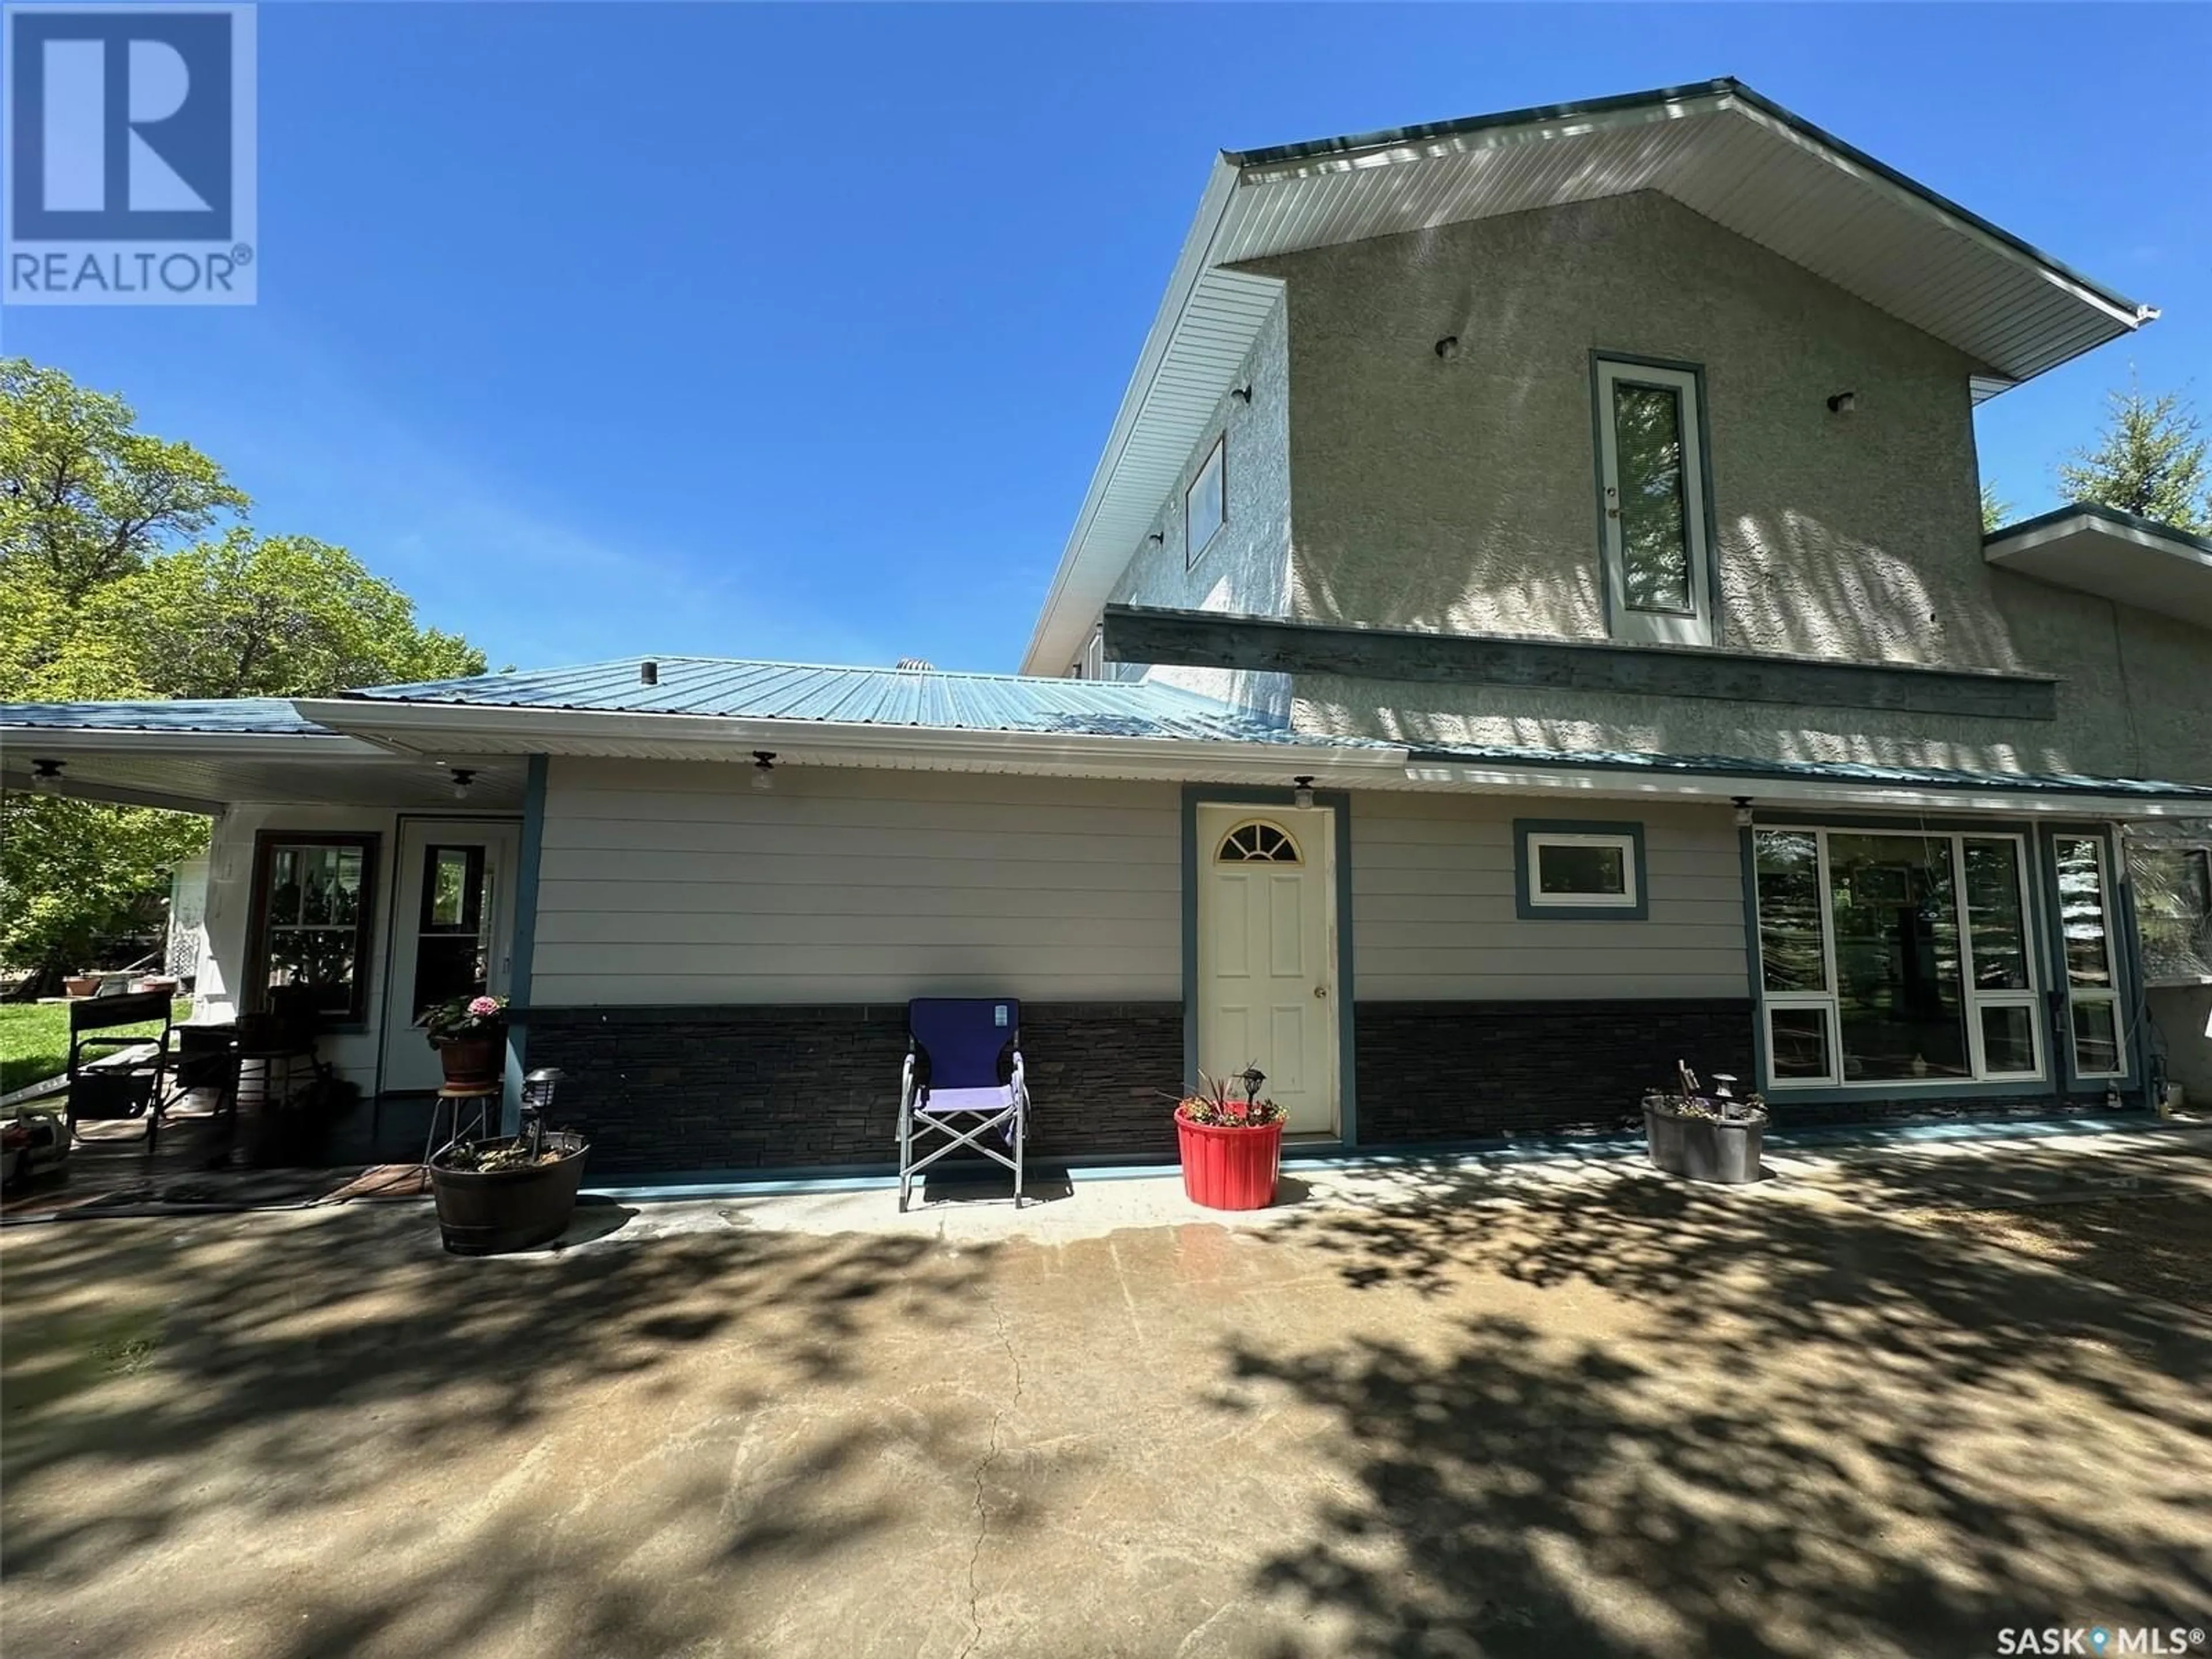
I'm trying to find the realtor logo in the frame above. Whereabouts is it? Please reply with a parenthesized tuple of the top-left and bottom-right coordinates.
(4, 3, 256, 303)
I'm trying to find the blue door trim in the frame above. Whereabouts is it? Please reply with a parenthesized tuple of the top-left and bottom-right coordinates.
(1181, 783, 1358, 1146)
(502, 753, 550, 1135)
(1737, 821, 1772, 1089)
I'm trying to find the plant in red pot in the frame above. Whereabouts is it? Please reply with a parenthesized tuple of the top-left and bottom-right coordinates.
(421, 993, 508, 1090)
(1174, 1067, 1286, 1211)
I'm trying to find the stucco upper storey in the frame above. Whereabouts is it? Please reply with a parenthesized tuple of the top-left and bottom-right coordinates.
(1022, 79, 2154, 680)
(1101, 296, 1293, 719)
(1253, 195, 2211, 778)
(1259, 191, 1993, 655)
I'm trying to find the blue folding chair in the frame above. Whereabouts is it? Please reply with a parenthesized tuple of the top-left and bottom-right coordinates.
(898, 999, 1027, 1211)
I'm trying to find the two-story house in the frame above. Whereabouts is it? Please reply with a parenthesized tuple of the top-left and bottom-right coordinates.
(9, 81, 2210, 1176)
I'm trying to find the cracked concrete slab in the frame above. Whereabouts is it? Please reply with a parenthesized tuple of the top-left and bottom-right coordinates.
(3, 1127, 2210, 1657)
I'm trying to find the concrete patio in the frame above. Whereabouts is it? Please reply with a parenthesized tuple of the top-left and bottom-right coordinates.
(3, 1126, 2210, 1658)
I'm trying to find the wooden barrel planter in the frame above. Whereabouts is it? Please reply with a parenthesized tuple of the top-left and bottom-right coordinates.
(427, 1132, 589, 1255)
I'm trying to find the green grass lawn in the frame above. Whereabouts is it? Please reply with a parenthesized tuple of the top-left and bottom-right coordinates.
(0, 1001, 194, 1096)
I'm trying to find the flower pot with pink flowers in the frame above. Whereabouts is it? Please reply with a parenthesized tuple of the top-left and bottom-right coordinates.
(420, 993, 509, 1090)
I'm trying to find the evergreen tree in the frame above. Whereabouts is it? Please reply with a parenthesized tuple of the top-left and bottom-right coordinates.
(2056, 376, 2210, 532)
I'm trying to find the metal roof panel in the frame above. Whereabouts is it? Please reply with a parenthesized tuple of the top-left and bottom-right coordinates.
(340, 657, 1377, 748)
(0, 698, 332, 735)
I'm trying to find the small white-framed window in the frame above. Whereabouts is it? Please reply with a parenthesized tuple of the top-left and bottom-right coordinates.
(1074, 627, 1105, 681)
(1529, 834, 1638, 907)
(2053, 834, 2127, 1079)
(1516, 821, 1646, 918)
(1594, 357, 1713, 646)
(1186, 435, 1226, 568)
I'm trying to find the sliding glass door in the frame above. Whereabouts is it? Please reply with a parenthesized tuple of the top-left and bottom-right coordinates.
(1753, 827, 2050, 1090)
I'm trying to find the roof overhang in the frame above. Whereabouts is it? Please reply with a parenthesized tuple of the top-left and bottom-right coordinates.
(1985, 505, 2212, 631)
(0, 726, 529, 812)
(291, 698, 1412, 790)
(301, 697, 2211, 817)
(12, 696, 2199, 819)
(1403, 758, 2207, 821)
(1022, 78, 2154, 676)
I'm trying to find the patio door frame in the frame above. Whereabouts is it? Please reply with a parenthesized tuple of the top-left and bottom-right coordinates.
(376, 815, 525, 1096)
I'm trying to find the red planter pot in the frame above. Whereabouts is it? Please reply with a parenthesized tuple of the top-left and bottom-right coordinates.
(1175, 1108, 1283, 1210)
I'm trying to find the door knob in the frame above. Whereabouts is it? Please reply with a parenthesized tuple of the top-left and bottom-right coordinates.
(1313, 985, 1328, 999)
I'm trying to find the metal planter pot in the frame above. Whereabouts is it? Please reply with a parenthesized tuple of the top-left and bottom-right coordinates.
(427, 1132, 589, 1255)
(1642, 1096, 1766, 1185)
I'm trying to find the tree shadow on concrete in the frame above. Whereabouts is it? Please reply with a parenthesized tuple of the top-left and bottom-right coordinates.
(1, 1205, 1002, 1657)
(1226, 1161, 2212, 1657)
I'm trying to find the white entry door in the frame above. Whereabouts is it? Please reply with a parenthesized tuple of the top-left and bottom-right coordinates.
(380, 820, 522, 1093)
(1196, 805, 1338, 1134)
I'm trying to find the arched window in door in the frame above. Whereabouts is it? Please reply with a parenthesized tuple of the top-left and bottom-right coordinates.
(1216, 820, 1301, 864)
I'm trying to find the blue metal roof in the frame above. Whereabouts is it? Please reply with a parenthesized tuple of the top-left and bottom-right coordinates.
(8, 672, 2206, 802)
(343, 657, 1355, 745)
(0, 698, 332, 735)
(1411, 741, 2212, 801)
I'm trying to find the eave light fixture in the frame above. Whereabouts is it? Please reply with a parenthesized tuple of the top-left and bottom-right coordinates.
(1291, 775, 1316, 810)
(752, 751, 778, 791)
(1732, 796, 1755, 828)
(449, 767, 477, 801)
(1229, 384, 1252, 406)
(29, 758, 63, 792)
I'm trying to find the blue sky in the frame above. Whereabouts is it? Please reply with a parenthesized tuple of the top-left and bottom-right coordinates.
(6, 3, 2207, 675)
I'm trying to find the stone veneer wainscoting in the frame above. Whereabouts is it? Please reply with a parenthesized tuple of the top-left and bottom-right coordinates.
(1353, 999, 1759, 1143)
(525, 1003, 1186, 1176)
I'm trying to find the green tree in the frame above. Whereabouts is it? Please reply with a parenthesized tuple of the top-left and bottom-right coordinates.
(73, 529, 484, 699)
(1, 360, 486, 988)
(2056, 377, 2211, 532)
(0, 358, 248, 604)
(1979, 482, 2012, 534)
(0, 799, 209, 987)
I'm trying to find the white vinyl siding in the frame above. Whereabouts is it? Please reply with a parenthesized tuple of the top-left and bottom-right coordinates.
(532, 759, 1183, 1005)
(1352, 796, 1747, 999)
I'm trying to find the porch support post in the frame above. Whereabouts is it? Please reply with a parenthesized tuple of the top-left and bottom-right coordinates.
(502, 753, 550, 1136)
